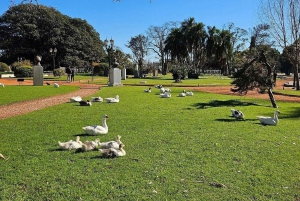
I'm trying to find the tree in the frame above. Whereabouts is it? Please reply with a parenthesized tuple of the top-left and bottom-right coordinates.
(126, 34, 149, 77)
(146, 21, 178, 75)
(0, 4, 104, 69)
(260, 0, 300, 90)
(231, 51, 278, 108)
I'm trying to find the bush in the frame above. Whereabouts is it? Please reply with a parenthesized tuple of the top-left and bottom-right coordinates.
(0, 62, 10, 72)
(54, 68, 65, 77)
(10, 60, 32, 71)
(14, 66, 33, 77)
(94, 63, 109, 76)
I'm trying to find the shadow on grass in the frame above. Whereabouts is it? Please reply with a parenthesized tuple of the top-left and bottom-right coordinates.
(193, 99, 260, 109)
(280, 106, 300, 119)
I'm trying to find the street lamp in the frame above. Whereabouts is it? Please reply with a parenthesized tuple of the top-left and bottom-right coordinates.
(104, 38, 114, 69)
(49, 48, 57, 73)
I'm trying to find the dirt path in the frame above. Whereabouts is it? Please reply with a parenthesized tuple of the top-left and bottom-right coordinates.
(0, 79, 100, 120)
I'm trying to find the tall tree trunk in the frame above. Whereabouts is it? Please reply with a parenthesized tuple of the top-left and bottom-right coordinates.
(268, 88, 278, 108)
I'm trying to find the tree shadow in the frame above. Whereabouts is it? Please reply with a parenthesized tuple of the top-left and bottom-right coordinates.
(278, 106, 300, 119)
(192, 99, 260, 109)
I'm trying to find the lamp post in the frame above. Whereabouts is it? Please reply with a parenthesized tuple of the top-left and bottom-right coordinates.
(49, 48, 57, 73)
(104, 38, 114, 69)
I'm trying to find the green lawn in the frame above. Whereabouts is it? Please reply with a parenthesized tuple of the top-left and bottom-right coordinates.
(0, 85, 79, 105)
(0, 86, 299, 200)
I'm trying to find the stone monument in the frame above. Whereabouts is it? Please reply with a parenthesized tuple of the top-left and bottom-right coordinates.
(121, 68, 126, 80)
(108, 68, 122, 86)
(134, 64, 139, 78)
(33, 55, 43, 86)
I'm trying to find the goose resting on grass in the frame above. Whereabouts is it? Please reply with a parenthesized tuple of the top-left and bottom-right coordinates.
(82, 114, 109, 135)
(79, 100, 92, 106)
(160, 92, 171, 98)
(54, 83, 59, 88)
(70, 96, 82, 102)
(144, 87, 151, 92)
(99, 144, 126, 158)
(257, 110, 280, 126)
(231, 109, 244, 120)
(58, 136, 83, 150)
(105, 95, 119, 103)
(82, 138, 100, 152)
(186, 91, 194, 96)
(98, 135, 123, 149)
(0, 83, 4, 87)
(92, 97, 103, 102)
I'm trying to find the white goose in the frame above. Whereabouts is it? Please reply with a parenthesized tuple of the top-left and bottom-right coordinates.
(98, 135, 123, 149)
(0, 83, 4, 87)
(92, 96, 103, 102)
(99, 144, 126, 158)
(58, 136, 83, 150)
(82, 114, 109, 135)
(257, 110, 280, 126)
(82, 138, 100, 152)
(160, 92, 171, 98)
(144, 87, 151, 92)
(178, 90, 186, 97)
(70, 96, 82, 102)
(186, 91, 194, 96)
(231, 109, 244, 120)
(54, 83, 59, 88)
(105, 95, 119, 103)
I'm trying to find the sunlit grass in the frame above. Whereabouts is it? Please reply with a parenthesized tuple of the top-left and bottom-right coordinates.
(0, 86, 299, 200)
(0, 85, 79, 105)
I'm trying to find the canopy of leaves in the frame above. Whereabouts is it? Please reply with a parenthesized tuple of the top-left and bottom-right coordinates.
(0, 4, 104, 68)
(231, 51, 275, 94)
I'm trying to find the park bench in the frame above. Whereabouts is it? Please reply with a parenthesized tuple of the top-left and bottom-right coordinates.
(17, 78, 24, 85)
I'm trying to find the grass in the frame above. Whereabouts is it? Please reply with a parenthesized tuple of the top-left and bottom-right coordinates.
(0, 86, 299, 200)
(0, 85, 79, 105)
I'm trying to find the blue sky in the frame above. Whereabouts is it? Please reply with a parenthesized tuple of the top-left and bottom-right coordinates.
(1, 0, 260, 60)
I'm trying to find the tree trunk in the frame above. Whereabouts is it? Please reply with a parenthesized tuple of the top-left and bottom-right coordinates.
(268, 88, 278, 108)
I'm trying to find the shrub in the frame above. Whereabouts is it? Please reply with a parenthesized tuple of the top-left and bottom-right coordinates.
(0, 62, 10, 72)
(54, 68, 65, 77)
(94, 63, 109, 76)
(14, 66, 33, 77)
(10, 60, 32, 71)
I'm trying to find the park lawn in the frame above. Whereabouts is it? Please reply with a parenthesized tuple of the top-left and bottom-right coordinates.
(0, 85, 79, 105)
(0, 86, 299, 200)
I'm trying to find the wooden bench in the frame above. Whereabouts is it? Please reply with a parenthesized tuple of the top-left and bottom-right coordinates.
(17, 78, 24, 85)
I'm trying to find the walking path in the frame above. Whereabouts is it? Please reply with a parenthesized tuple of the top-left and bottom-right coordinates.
(0, 79, 100, 120)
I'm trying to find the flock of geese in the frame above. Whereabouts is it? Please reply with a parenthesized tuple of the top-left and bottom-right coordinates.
(57, 113, 126, 158)
(58, 134, 126, 158)
(231, 108, 281, 126)
(69, 95, 119, 106)
(144, 85, 194, 98)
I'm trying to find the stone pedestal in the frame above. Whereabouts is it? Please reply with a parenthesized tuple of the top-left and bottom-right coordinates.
(33, 65, 43, 86)
(121, 68, 126, 80)
(108, 68, 122, 86)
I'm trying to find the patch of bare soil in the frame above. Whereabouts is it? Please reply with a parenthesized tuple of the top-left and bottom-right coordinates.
(188, 78, 300, 103)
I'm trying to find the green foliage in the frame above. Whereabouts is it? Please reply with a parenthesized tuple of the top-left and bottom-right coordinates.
(0, 86, 299, 200)
(53, 68, 64, 77)
(0, 4, 105, 67)
(94, 62, 109, 76)
(13, 66, 33, 77)
(10, 60, 32, 71)
(0, 62, 10, 72)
